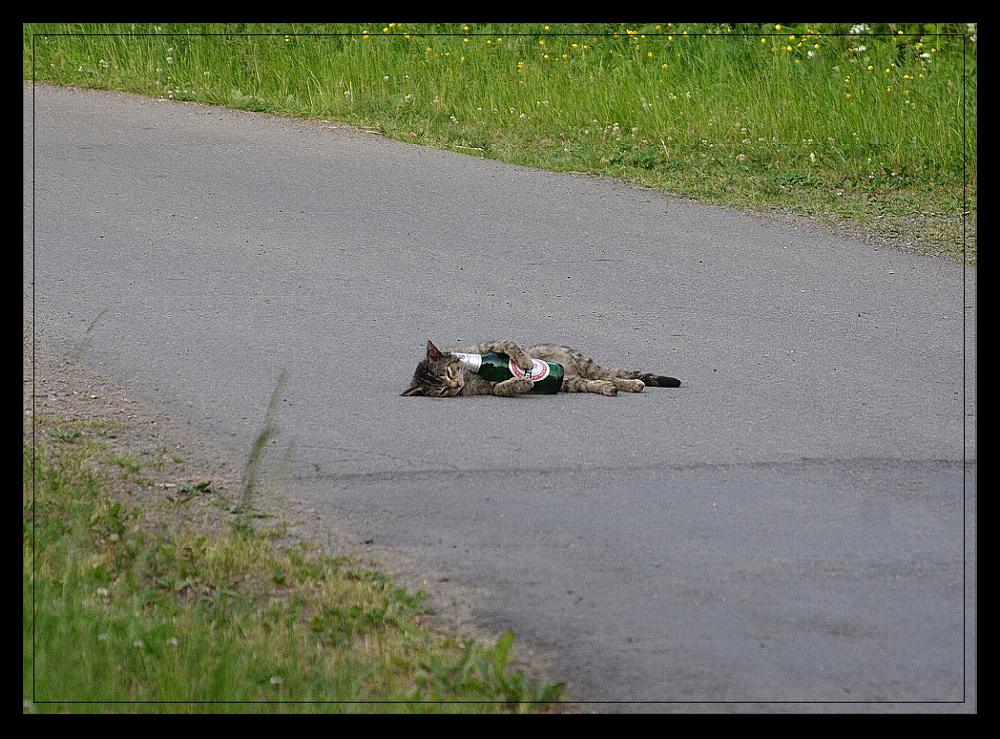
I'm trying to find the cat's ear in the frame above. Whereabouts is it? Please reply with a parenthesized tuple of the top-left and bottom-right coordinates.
(426, 340, 444, 361)
(400, 383, 424, 397)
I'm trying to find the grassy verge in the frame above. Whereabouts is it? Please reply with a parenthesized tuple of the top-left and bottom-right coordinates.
(23, 22, 976, 261)
(23, 417, 564, 713)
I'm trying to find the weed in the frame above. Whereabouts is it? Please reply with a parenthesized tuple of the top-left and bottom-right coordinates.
(239, 369, 287, 512)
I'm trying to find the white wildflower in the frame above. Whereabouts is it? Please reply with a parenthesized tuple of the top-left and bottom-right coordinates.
(849, 24, 870, 35)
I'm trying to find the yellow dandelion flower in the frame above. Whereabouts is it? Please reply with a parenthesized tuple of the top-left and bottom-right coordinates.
(775, 24, 782, 31)
(813, 43, 820, 49)
(789, 34, 796, 41)
(661, 63, 669, 69)
(886, 86, 892, 92)
(785, 45, 793, 52)
(543, 53, 549, 60)
(539, 39, 545, 45)
(761, 38, 767, 44)
(562, 53, 570, 60)
(845, 92, 852, 98)
(867, 65, 874, 72)
(668, 35, 674, 42)
(647, 51, 654, 57)
(544, 25, 551, 32)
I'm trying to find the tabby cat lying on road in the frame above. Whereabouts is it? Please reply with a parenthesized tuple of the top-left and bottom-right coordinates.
(401, 339, 681, 397)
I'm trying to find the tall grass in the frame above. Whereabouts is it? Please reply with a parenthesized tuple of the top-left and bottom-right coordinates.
(23, 23, 976, 254)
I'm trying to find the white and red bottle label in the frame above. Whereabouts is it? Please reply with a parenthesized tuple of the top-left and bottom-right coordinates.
(508, 357, 551, 382)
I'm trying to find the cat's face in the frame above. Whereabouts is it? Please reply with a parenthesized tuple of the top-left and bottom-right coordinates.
(400, 340, 466, 397)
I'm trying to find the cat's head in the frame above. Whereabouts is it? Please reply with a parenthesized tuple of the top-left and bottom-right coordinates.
(400, 340, 466, 397)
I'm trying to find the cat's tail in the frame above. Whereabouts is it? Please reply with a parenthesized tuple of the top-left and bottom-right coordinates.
(608, 368, 681, 387)
(636, 372, 681, 388)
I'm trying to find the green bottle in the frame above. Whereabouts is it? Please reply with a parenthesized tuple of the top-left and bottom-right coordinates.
(445, 351, 565, 394)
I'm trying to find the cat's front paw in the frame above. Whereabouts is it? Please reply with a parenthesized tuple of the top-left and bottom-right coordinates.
(510, 350, 534, 372)
(509, 377, 534, 393)
(494, 377, 534, 397)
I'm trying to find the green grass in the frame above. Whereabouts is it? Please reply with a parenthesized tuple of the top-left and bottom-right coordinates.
(23, 22, 975, 259)
(23, 433, 564, 712)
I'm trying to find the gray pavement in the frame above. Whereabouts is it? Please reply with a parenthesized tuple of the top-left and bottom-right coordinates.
(24, 83, 976, 711)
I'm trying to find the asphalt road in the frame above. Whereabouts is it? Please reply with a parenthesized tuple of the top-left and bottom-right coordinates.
(24, 83, 976, 711)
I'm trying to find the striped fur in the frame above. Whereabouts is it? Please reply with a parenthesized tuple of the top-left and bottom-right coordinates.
(401, 339, 681, 397)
